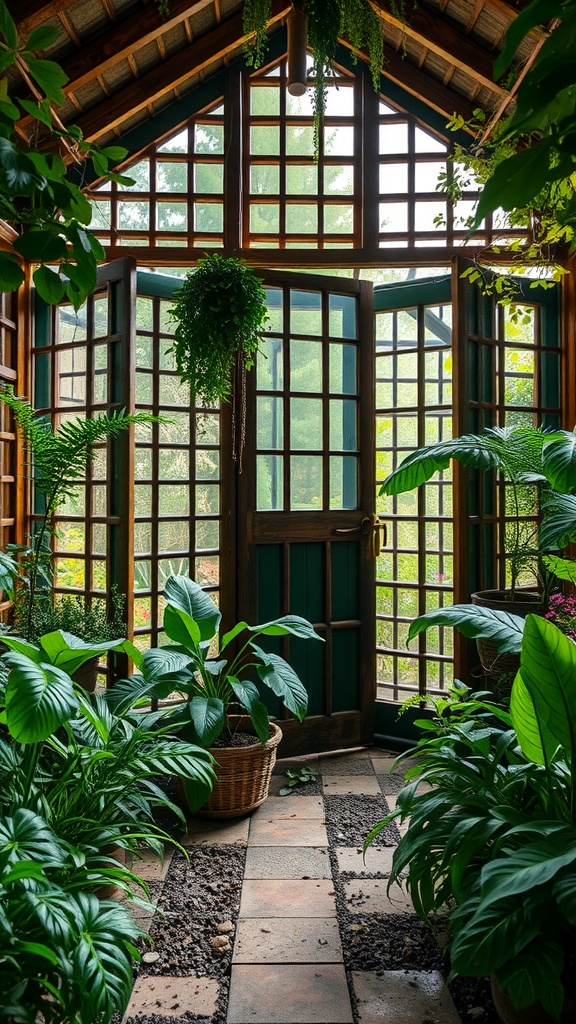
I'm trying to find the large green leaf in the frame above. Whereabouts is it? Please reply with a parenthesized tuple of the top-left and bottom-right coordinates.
(479, 832, 576, 905)
(4, 653, 79, 742)
(0, 809, 67, 867)
(163, 605, 201, 649)
(495, 938, 564, 1020)
(520, 615, 576, 760)
(252, 644, 308, 721)
(164, 575, 221, 642)
(67, 893, 142, 1020)
(188, 695, 225, 747)
(248, 615, 323, 641)
(494, 0, 564, 76)
(542, 429, 576, 493)
(407, 604, 524, 654)
(229, 678, 271, 743)
(451, 897, 541, 977)
(540, 492, 576, 548)
(542, 554, 576, 585)
(40, 630, 126, 675)
(0, 252, 25, 292)
(141, 647, 192, 681)
(0, 636, 42, 661)
(510, 669, 558, 765)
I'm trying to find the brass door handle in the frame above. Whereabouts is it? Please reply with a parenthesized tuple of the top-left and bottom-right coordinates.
(333, 516, 371, 536)
(371, 514, 387, 557)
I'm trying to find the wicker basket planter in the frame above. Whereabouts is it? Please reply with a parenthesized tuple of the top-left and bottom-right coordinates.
(179, 716, 283, 819)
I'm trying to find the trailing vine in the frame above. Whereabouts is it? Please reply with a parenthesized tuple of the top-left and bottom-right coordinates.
(243, 0, 384, 160)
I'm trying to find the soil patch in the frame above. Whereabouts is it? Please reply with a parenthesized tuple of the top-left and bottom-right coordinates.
(324, 794, 400, 846)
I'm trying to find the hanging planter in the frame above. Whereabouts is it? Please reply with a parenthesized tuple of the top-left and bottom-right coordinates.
(168, 255, 269, 465)
(244, 0, 384, 158)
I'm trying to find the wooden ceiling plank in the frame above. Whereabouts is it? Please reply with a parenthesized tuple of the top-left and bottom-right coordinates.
(10, 0, 78, 36)
(340, 38, 479, 127)
(68, 1, 291, 142)
(57, 0, 214, 96)
(369, 0, 506, 93)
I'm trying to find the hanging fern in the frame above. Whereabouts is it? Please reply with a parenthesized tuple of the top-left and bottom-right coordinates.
(339, 0, 384, 95)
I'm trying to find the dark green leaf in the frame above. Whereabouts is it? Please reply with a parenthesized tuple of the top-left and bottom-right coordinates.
(520, 615, 576, 759)
(26, 25, 61, 51)
(542, 429, 576, 493)
(495, 938, 564, 1019)
(164, 575, 221, 642)
(249, 615, 323, 641)
(0, 4, 18, 48)
(188, 695, 225, 747)
(407, 604, 524, 654)
(26, 58, 68, 104)
(4, 653, 79, 742)
(229, 677, 270, 743)
(252, 644, 308, 721)
(33, 265, 65, 304)
(0, 252, 25, 292)
(14, 229, 68, 262)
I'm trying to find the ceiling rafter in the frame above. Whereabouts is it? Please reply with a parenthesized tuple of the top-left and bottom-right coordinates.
(339, 38, 479, 127)
(67, 1, 291, 143)
(10, 0, 79, 36)
(369, 0, 505, 93)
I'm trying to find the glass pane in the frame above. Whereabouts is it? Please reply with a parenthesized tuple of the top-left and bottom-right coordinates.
(257, 337, 283, 390)
(257, 396, 283, 449)
(196, 483, 220, 515)
(251, 86, 280, 115)
(325, 165, 354, 195)
(330, 455, 357, 509)
(56, 347, 86, 407)
(194, 203, 223, 232)
(285, 126, 314, 156)
(196, 449, 219, 479)
(159, 520, 189, 552)
(329, 343, 356, 394)
(291, 456, 322, 509)
(159, 483, 189, 516)
(286, 204, 317, 233)
(157, 162, 187, 192)
(290, 290, 322, 335)
(290, 339, 322, 393)
(195, 163, 224, 194)
(328, 295, 356, 338)
(380, 123, 408, 154)
(380, 163, 408, 193)
(257, 455, 284, 510)
(324, 126, 354, 156)
(159, 448, 190, 479)
(196, 519, 219, 550)
(135, 448, 152, 480)
(290, 398, 322, 450)
(195, 123, 223, 154)
(157, 202, 187, 231)
(251, 125, 279, 155)
(286, 165, 318, 195)
(330, 399, 357, 450)
(250, 164, 280, 194)
(118, 201, 149, 230)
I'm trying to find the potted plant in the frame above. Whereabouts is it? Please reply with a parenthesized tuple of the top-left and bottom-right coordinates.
(0, 385, 158, 675)
(168, 254, 269, 466)
(380, 423, 576, 682)
(110, 574, 323, 818)
(366, 614, 576, 1023)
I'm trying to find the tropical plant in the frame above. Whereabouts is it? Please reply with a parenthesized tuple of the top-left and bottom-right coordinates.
(243, 0, 384, 158)
(0, 384, 159, 639)
(366, 615, 576, 1020)
(10, 586, 127, 647)
(278, 765, 318, 795)
(0, 815, 144, 1024)
(381, 423, 576, 597)
(0, 1, 134, 307)
(108, 574, 322, 749)
(0, 637, 214, 861)
(168, 254, 269, 463)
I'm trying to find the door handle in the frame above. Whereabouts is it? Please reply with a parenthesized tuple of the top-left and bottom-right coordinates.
(371, 514, 387, 557)
(333, 516, 371, 536)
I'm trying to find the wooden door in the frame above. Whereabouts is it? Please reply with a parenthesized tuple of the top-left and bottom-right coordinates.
(237, 270, 377, 756)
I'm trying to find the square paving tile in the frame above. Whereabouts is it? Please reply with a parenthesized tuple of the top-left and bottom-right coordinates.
(124, 975, 219, 1020)
(182, 818, 250, 846)
(248, 816, 328, 847)
(352, 969, 461, 1024)
(228, 963, 353, 1023)
(232, 917, 343, 963)
(319, 756, 374, 776)
(335, 846, 397, 875)
(322, 775, 381, 796)
(344, 878, 414, 915)
(131, 848, 173, 882)
(244, 846, 331, 879)
(239, 878, 337, 918)
(250, 795, 325, 820)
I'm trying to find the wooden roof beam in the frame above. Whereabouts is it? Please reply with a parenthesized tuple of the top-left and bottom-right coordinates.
(369, 0, 506, 94)
(340, 38, 479, 127)
(9, 0, 79, 37)
(57, 0, 214, 95)
(68, 1, 291, 142)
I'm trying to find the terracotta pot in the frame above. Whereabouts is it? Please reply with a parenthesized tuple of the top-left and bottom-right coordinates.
(491, 976, 576, 1024)
(471, 589, 547, 698)
(71, 656, 100, 693)
(178, 716, 283, 820)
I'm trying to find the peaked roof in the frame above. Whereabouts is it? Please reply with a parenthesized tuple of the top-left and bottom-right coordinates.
(8, 0, 548, 149)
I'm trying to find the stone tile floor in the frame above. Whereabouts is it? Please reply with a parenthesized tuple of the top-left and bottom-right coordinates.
(124, 747, 461, 1024)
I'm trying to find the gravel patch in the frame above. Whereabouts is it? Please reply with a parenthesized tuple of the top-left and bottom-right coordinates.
(324, 794, 400, 847)
(319, 756, 375, 775)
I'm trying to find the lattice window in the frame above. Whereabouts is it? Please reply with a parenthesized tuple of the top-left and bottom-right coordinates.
(87, 101, 225, 251)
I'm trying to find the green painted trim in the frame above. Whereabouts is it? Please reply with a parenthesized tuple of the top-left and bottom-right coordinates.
(136, 270, 183, 299)
(374, 274, 451, 310)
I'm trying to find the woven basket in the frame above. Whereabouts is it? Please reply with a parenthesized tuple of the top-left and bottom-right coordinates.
(471, 590, 547, 697)
(186, 717, 283, 820)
